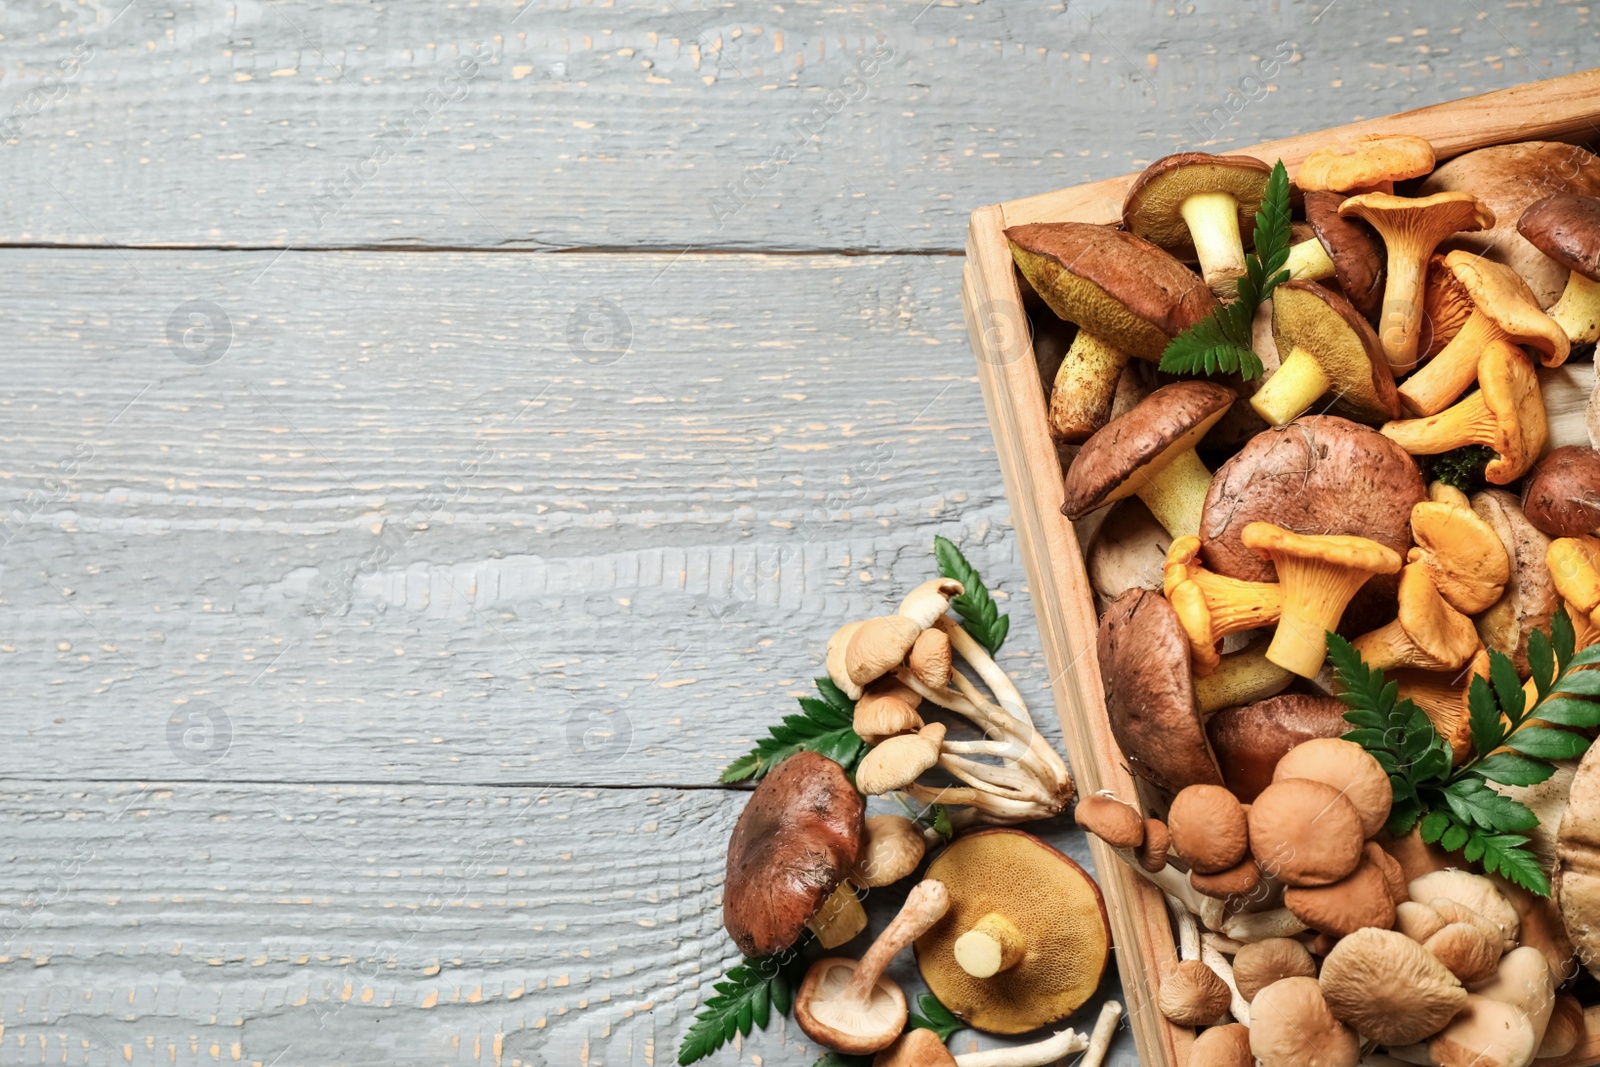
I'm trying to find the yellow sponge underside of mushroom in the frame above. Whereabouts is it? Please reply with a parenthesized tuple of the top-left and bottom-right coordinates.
(1270, 283, 1392, 420)
(1008, 247, 1173, 361)
(915, 830, 1110, 1034)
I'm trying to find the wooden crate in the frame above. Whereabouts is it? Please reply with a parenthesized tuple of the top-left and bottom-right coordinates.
(962, 69, 1600, 1067)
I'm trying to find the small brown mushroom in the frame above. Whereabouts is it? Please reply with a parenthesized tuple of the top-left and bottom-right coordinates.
(1249, 976, 1361, 1067)
(1247, 778, 1365, 886)
(724, 751, 864, 957)
(1135, 818, 1171, 873)
(856, 723, 946, 796)
(1271, 737, 1394, 839)
(1232, 937, 1318, 1002)
(1410, 869, 1520, 949)
(1168, 784, 1250, 873)
(1189, 1023, 1254, 1067)
(1518, 192, 1600, 345)
(796, 879, 950, 1055)
(850, 815, 927, 889)
(1189, 856, 1262, 900)
(1285, 190, 1385, 321)
(1318, 927, 1468, 1045)
(1424, 920, 1502, 984)
(1283, 854, 1396, 936)
(1073, 792, 1145, 850)
(1123, 152, 1273, 297)
(1522, 445, 1600, 538)
(1159, 959, 1231, 1026)
(853, 678, 924, 745)
(1205, 693, 1350, 803)
(908, 628, 952, 690)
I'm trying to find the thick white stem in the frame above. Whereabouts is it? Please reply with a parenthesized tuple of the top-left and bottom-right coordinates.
(952, 1026, 1090, 1067)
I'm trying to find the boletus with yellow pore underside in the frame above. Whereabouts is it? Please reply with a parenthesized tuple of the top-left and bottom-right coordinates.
(915, 829, 1110, 1034)
(1248, 279, 1399, 428)
(1122, 151, 1273, 298)
(1006, 222, 1214, 442)
(1519, 192, 1600, 345)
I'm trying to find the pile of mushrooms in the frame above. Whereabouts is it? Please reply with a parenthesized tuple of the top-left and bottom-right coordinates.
(1011, 135, 1600, 1067)
(717, 578, 1122, 1064)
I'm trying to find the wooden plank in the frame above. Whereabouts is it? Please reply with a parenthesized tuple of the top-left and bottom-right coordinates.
(0, 781, 1137, 1066)
(2, 1, 1599, 250)
(0, 247, 1073, 787)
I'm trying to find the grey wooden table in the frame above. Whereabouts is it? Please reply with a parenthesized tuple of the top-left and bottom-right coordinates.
(2, 2, 1597, 1064)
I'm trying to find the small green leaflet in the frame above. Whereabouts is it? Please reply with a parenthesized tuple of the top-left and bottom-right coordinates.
(1332, 611, 1600, 897)
(678, 954, 805, 1065)
(720, 677, 866, 783)
(1429, 445, 1495, 492)
(907, 992, 965, 1042)
(934, 535, 1010, 654)
(1157, 159, 1291, 382)
(930, 804, 954, 843)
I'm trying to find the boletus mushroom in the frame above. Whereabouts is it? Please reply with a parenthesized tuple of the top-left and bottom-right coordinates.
(1522, 445, 1600, 538)
(1397, 251, 1568, 417)
(724, 750, 864, 957)
(1284, 190, 1386, 320)
(1122, 151, 1273, 297)
(1062, 381, 1236, 539)
(796, 879, 950, 1054)
(1519, 192, 1600, 345)
(1007, 222, 1215, 441)
(1205, 692, 1350, 803)
(1248, 279, 1399, 428)
(1339, 190, 1495, 375)
(915, 829, 1110, 1034)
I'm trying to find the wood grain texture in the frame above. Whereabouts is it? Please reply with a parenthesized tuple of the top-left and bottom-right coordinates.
(1, 1, 1598, 250)
(0, 782, 1129, 1066)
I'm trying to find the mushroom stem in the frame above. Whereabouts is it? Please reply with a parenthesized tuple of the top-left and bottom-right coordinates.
(1049, 330, 1134, 442)
(935, 617, 1033, 727)
(842, 880, 950, 1004)
(1200, 935, 1251, 1025)
(1181, 190, 1249, 297)
(1250, 344, 1332, 428)
(1375, 245, 1430, 375)
(1169, 893, 1202, 960)
(1399, 309, 1503, 416)
(954, 911, 1027, 977)
(1194, 640, 1295, 715)
(950, 1024, 1092, 1067)
(1081, 1000, 1123, 1067)
(1548, 269, 1600, 345)
(1133, 446, 1213, 539)
(1286, 236, 1337, 281)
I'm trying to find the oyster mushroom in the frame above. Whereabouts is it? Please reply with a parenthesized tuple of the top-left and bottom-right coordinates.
(1318, 927, 1468, 1045)
(1008, 222, 1215, 441)
(1123, 151, 1273, 297)
(1519, 192, 1600, 345)
(796, 879, 950, 1055)
(1339, 191, 1495, 375)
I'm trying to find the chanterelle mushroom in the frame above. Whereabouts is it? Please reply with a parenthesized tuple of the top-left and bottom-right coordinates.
(1298, 133, 1436, 195)
(1471, 490, 1558, 674)
(1519, 192, 1600, 345)
(916, 830, 1110, 1034)
(1007, 222, 1215, 441)
(1339, 191, 1495, 375)
(1123, 151, 1273, 297)
(1400, 251, 1569, 417)
(1249, 279, 1399, 428)
(724, 751, 864, 957)
(1351, 562, 1481, 674)
(1241, 522, 1403, 678)
(1163, 534, 1283, 675)
(1408, 493, 1511, 614)
(1382, 338, 1549, 485)
(796, 879, 950, 1054)
(1062, 381, 1235, 539)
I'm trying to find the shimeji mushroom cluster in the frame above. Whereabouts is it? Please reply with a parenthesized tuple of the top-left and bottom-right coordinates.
(1010, 134, 1600, 1067)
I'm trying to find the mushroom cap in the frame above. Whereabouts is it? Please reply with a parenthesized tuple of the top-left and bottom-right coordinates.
(1205, 693, 1350, 804)
(1408, 498, 1513, 614)
(856, 723, 946, 796)
(1409, 870, 1520, 948)
(1168, 784, 1249, 873)
(724, 751, 865, 956)
(1271, 738, 1393, 839)
(908, 628, 952, 689)
(1199, 415, 1424, 588)
(1304, 190, 1386, 320)
(1298, 133, 1436, 192)
(1423, 993, 1539, 1067)
(1122, 152, 1273, 257)
(1424, 920, 1502, 984)
(1518, 192, 1600, 282)
(847, 615, 924, 690)
(1189, 1023, 1254, 1067)
(1247, 778, 1365, 886)
(1557, 736, 1600, 980)
(1443, 249, 1569, 363)
(1095, 588, 1224, 794)
(1471, 489, 1558, 673)
(1283, 855, 1397, 936)
(1135, 818, 1171, 873)
(1061, 381, 1236, 519)
(1421, 141, 1600, 307)
(1318, 927, 1468, 1045)
(1522, 445, 1600, 537)
(1249, 977, 1361, 1067)
(1365, 840, 1410, 904)
(1189, 856, 1261, 899)
(1006, 222, 1216, 358)
(795, 957, 909, 1055)
(1269, 280, 1400, 423)
(870, 1028, 955, 1067)
(1241, 521, 1403, 576)
(1157, 959, 1231, 1026)
(1541, 994, 1586, 1059)
(1338, 190, 1495, 249)
(1073, 793, 1145, 850)
(851, 815, 927, 888)
(1475, 338, 1549, 483)
(854, 678, 924, 745)
(1232, 937, 1318, 1002)
(915, 830, 1110, 1034)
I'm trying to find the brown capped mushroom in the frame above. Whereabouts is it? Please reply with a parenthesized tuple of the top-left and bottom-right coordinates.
(1073, 792, 1145, 850)
(850, 815, 926, 889)
(1249, 976, 1361, 1067)
(1283, 854, 1396, 936)
(1062, 381, 1235, 539)
(1123, 152, 1273, 297)
(916, 830, 1110, 1034)
(1168, 784, 1250, 874)
(1205, 693, 1350, 803)
(1519, 192, 1600, 345)
(854, 678, 924, 744)
(1247, 778, 1365, 886)
(1339, 191, 1495, 375)
(724, 751, 865, 957)
(1271, 737, 1393, 839)
(1249, 279, 1400, 427)
(1159, 959, 1231, 1026)
(1232, 937, 1318, 1001)
(1398, 251, 1568, 417)
(1396, 993, 1539, 1067)
(1318, 927, 1468, 1045)
(1472, 490, 1558, 674)
(1189, 1023, 1254, 1067)
(796, 879, 950, 1055)
(1350, 562, 1482, 675)
(1410, 870, 1520, 949)
(1008, 222, 1215, 441)
(1424, 920, 1502, 984)
(1522, 445, 1600, 538)
(856, 723, 946, 796)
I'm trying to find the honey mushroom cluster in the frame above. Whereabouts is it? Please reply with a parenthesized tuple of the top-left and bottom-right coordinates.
(828, 579, 1074, 827)
(1011, 133, 1600, 1067)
